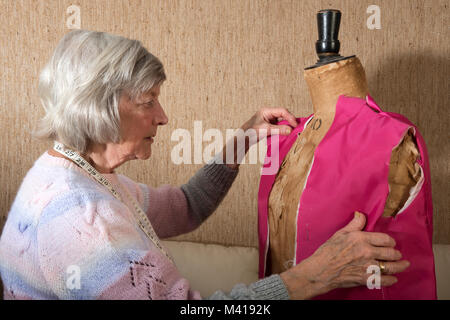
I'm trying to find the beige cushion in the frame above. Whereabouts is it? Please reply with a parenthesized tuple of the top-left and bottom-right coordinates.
(162, 240, 259, 298)
(433, 244, 450, 300)
(163, 240, 450, 300)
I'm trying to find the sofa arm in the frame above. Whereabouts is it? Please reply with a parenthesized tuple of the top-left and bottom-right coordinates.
(433, 244, 450, 300)
(162, 240, 259, 298)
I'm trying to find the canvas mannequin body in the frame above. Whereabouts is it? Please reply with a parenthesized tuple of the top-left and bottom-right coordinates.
(267, 17, 420, 274)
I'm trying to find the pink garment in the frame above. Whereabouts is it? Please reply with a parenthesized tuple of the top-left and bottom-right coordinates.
(258, 95, 436, 299)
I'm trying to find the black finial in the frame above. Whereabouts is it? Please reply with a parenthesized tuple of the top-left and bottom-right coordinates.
(316, 9, 341, 56)
(305, 9, 354, 70)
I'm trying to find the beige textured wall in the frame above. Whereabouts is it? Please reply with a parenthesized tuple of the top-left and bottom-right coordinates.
(0, 0, 448, 248)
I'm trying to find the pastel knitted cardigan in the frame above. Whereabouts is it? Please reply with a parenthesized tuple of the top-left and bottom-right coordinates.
(0, 152, 289, 300)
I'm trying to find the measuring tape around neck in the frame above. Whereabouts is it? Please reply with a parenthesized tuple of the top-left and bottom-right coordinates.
(53, 141, 174, 264)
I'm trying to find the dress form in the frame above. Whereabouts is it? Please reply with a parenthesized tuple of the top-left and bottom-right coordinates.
(267, 10, 420, 275)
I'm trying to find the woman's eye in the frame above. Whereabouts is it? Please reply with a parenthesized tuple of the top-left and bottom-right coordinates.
(145, 100, 154, 107)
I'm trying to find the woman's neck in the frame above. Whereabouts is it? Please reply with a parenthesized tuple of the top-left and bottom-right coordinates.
(48, 143, 126, 174)
(304, 57, 369, 114)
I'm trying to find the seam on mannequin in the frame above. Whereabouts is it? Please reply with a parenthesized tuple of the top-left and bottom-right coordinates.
(264, 217, 269, 277)
(293, 196, 302, 266)
(264, 116, 313, 275)
(294, 155, 315, 266)
(303, 115, 314, 130)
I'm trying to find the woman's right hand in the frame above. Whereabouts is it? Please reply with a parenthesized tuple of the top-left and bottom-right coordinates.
(279, 212, 411, 299)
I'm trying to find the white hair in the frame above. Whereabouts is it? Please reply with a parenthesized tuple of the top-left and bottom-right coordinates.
(34, 29, 166, 153)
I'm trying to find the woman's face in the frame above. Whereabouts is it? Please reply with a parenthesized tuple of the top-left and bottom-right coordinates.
(117, 84, 168, 160)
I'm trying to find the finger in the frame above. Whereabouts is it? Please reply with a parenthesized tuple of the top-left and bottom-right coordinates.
(267, 124, 292, 136)
(338, 211, 367, 233)
(363, 232, 396, 247)
(363, 263, 398, 287)
(380, 275, 398, 287)
(366, 259, 410, 274)
(371, 247, 402, 261)
(263, 108, 297, 128)
(380, 260, 410, 275)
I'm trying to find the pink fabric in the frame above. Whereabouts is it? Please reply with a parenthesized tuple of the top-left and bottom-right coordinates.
(258, 95, 436, 299)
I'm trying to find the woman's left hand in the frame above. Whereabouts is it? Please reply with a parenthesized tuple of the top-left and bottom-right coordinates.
(240, 107, 298, 144)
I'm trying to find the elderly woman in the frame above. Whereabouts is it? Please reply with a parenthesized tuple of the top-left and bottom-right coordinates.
(0, 30, 409, 300)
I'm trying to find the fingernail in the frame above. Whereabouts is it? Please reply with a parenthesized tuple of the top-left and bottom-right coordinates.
(354, 212, 360, 218)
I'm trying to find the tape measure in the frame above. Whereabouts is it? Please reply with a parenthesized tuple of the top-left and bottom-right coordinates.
(53, 141, 174, 264)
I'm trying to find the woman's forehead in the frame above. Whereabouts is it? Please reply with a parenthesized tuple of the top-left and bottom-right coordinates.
(134, 85, 161, 102)
(144, 85, 161, 97)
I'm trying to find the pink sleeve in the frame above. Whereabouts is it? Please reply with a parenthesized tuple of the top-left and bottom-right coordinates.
(116, 175, 199, 238)
(145, 184, 199, 238)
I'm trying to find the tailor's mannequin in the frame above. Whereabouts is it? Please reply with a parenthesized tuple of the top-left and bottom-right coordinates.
(267, 11, 420, 275)
(268, 56, 369, 274)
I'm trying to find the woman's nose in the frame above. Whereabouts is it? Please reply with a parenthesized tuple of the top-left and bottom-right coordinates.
(155, 103, 168, 126)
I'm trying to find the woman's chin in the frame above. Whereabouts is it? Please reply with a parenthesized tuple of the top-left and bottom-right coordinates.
(136, 150, 152, 160)
(128, 143, 153, 161)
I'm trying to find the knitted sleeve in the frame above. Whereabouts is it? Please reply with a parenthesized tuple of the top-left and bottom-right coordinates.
(36, 188, 200, 300)
(117, 174, 196, 239)
(208, 275, 290, 300)
(118, 161, 239, 239)
(180, 161, 239, 227)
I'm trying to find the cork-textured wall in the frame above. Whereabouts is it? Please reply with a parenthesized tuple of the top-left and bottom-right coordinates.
(0, 0, 448, 248)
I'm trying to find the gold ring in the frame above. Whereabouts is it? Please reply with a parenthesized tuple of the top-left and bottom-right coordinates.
(378, 261, 387, 274)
